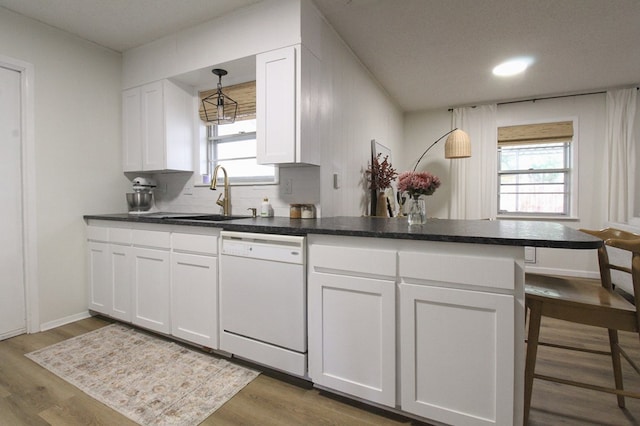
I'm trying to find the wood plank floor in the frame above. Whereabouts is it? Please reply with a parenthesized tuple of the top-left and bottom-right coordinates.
(527, 315, 640, 425)
(0, 315, 639, 425)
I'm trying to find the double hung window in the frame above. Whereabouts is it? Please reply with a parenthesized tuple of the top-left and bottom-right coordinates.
(198, 80, 276, 185)
(497, 121, 574, 217)
(207, 119, 276, 185)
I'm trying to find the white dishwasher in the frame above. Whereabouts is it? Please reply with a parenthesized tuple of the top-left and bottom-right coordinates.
(219, 231, 307, 377)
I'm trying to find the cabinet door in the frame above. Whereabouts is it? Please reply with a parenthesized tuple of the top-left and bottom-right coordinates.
(122, 80, 193, 173)
(122, 87, 142, 172)
(109, 243, 132, 322)
(163, 80, 194, 171)
(308, 272, 396, 407)
(132, 246, 171, 333)
(400, 283, 514, 426)
(256, 46, 296, 164)
(87, 241, 110, 315)
(141, 80, 166, 171)
(171, 252, 218, 348)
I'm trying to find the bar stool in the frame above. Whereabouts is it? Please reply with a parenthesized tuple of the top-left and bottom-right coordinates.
(524, 228, 640, 424)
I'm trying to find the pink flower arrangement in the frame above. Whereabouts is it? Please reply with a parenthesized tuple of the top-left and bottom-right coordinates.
(397, 171, 441, 198)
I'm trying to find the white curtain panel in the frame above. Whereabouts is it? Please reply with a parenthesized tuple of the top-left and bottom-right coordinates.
(605, 88, 637, 223)
(449, 105, 498, 219)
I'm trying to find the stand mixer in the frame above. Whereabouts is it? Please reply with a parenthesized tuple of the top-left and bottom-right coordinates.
(126, 177, 158, 214)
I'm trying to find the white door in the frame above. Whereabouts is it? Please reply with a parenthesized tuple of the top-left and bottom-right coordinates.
(132, 246, 171, 334)
(400, 283, 515, 426)
(0, 65, 26, 340)
(171, 252, 218, 348)
(87, 241, 111, 315)
(256, 46, 296, 164)
(308, 272, 396, 407)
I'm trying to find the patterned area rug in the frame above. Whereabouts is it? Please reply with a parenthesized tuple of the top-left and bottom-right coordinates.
(26, 324, 259, 425)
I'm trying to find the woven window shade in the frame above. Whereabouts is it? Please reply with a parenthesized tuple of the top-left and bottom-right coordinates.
(498, 121, 573, 146)
(199, 80, 256, 122)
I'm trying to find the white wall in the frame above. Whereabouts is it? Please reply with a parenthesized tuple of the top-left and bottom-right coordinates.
(316, 6, 403, 217)
(404, 94, 613, 277)
(403, 109, 454, 219)
(123, 0, 303, 89)
(0, 8, 126, 327)
(148, 0, 403, 217)
(498, 94, 606, 276)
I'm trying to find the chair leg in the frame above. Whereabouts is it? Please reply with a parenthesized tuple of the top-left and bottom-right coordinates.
(608, 329, 625, 408)
(524, 300, 542, 425)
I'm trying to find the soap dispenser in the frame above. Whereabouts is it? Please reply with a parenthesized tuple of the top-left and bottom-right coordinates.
(260, 197, 273, 217)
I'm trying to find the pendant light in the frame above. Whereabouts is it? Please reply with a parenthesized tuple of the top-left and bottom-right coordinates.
(201, 68, 238, 124)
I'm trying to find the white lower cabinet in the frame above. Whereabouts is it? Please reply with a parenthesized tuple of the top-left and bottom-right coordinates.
(86, 222, 219, 349)
(400, 284, 514, 426)
(109, 243, 132, 322)
(308, 236, 522, 426)
(87, 240, 110, 314)
(132, 245, 171, 334)
(308, 238, 397, 407)
(170, 232, 219, 349)
(399, 249, 517, 426)
(87, 226, 132, 321)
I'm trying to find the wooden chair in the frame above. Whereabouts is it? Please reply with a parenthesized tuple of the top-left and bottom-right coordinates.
(524, 228, 640, 424)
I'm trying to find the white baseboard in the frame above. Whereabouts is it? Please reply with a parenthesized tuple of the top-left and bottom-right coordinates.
(39, 310, 92, 332)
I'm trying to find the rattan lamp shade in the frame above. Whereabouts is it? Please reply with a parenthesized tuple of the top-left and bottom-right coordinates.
(444, 129, 471, 158)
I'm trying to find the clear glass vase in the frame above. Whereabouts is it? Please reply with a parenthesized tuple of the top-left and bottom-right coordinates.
(407, 196, 426, 225)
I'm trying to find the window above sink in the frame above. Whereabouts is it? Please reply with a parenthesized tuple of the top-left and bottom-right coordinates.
(201, 119, 277, 187)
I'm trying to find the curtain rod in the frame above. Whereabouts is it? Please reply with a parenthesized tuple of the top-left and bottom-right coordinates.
(447, 86, 639, 111)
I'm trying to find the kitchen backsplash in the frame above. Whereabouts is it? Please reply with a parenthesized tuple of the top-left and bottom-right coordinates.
(149, 165, 321, 217)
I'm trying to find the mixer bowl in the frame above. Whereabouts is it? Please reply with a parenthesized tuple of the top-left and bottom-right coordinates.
(126, 192, 153, 212)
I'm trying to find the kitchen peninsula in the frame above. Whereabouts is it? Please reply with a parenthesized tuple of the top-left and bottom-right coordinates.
(84, 214, 599, 248)
(84, 214, 601, 426)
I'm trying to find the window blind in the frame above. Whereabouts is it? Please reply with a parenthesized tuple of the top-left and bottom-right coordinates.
(498, 121, 573, 146)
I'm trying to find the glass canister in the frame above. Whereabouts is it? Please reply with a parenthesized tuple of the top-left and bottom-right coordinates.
(301, 204, 316, 219)
(290, 204, 302, 219)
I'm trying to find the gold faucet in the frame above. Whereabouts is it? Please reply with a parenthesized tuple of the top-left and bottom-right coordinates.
(210, 165, 231, 216)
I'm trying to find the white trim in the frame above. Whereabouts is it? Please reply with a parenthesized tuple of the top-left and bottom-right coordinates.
(496, 115, 580, 219)
(40, 311, 92, 332)
(0, 55, 39, 334)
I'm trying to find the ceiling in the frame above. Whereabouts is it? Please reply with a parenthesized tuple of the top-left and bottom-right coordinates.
(1, 0, 639, 111)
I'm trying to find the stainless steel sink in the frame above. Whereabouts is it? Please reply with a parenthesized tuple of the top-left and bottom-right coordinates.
(164, 214, 251, 222)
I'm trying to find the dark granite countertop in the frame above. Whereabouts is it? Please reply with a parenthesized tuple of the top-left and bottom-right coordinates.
(83, 213, 602, 249)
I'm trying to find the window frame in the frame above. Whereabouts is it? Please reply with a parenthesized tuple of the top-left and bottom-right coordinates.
(200, 119, 278, 186)
(496, 120, 578, 220)
(497, 141, 572, 217)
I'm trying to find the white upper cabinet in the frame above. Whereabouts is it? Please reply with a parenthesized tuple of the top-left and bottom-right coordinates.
(256, 44, 321, 166)
(122, 79, 194, 172)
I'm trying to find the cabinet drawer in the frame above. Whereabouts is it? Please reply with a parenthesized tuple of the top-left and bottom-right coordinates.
(172, 233, 218, 255)
(399, 251, 515, 290)
(132, 229, 170, 248)
(310, 244, 396, 277)
(86, 226, 109, 242)
(109, 228, 132, 245)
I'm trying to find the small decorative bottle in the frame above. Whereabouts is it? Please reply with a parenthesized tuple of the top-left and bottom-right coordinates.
(260, 197, 273, 217)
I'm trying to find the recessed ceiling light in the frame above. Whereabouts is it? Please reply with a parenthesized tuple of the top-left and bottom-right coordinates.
(492, 57, 534, 77)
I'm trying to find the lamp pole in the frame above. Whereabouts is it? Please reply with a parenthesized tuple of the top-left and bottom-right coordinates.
(412, 128, 459, 172)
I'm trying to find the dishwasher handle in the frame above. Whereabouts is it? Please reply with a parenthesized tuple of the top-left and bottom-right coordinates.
(220, 231, 305, 264)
